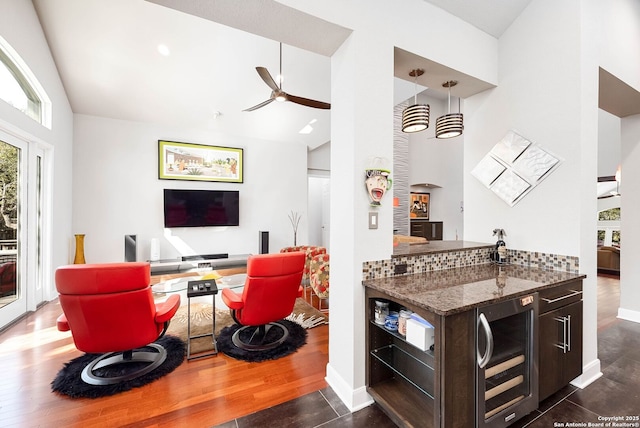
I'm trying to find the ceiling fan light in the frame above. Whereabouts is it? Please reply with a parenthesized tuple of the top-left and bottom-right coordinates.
(402, 104, 430, 133)
(435, 113, 464, 139)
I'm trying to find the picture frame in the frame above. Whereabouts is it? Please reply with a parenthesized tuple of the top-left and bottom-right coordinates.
(410, 192, 430, 219)
(158, 140, 243, 183)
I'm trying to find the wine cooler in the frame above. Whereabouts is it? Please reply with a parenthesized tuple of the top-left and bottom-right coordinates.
(476, 294, 538, 428)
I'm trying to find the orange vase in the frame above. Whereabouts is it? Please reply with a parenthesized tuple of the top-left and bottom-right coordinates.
(74, 234, 86, 264)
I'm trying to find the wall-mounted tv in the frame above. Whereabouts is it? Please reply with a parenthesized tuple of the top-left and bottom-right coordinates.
(164, 189, 239, 228)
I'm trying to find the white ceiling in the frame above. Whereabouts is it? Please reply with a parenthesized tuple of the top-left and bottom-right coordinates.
(32, 0, 534, 150)
(422, 0, 534, 38)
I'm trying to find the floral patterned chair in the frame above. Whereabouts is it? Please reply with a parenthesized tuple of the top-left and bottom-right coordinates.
(309, 253, 329, 312)
(280, 246, 326, 298)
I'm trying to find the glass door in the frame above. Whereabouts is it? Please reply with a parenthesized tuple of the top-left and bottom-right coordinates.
(0, 133, 26, 326)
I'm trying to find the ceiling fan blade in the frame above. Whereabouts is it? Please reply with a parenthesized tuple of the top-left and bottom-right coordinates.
(243, 98, 275, 112)
(287, 94, 331, 110)
(256, 67, 279, 91)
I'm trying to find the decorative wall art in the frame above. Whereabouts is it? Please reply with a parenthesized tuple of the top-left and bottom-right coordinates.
(365, 168, 392, 206)
(409, 192, 430, 219)
(471, 131, 561, 206)
(364, 157, 393, 206)
(158, 140, 243, 183)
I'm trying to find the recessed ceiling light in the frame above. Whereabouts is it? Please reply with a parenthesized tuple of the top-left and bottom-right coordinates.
(157, 44, 170, 56)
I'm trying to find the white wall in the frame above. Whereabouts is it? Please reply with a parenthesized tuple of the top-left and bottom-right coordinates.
(464, 0, 602, 387)
(464, 0, 584, 255)
(597, 0, 640, 92)
(619, 114, 640, 320)
(598, 109, 621, 177)
(308, 141, 330, 172)
(0, 0, 73, 305)
(73, 114, 308, 262)
(595, 0, 640, 323)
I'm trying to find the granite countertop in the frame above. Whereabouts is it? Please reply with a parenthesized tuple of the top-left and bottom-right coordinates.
(392, 240, 493, 258)
(362, 264, 586, 316)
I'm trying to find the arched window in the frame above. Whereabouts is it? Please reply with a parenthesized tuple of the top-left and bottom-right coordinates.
(0, 36, 51, 128)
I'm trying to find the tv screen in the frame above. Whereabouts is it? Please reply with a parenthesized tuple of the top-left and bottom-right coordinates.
(164, 189, 239, 227)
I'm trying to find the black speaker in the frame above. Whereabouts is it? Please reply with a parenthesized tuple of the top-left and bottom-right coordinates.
(259, 231, 269, 254)
(125, 235, 137, 262)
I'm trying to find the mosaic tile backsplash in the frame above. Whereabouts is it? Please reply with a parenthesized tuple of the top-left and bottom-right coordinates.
(362, 247, 580, 280)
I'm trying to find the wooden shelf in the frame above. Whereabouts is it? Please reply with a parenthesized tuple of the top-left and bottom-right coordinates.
(368, 378, 435, 428)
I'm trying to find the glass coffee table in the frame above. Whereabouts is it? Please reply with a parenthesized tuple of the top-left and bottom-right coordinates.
(152, 272, 246, 360)
(151, 272, 247, 294)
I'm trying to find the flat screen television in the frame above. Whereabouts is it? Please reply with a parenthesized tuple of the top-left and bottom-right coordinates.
(163, 189, 239, 227)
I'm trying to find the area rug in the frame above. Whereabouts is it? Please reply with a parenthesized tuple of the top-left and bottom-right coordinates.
(166, 297, 327, 355)
(51, 335, 185, 399)
(216, 320, 306, 362)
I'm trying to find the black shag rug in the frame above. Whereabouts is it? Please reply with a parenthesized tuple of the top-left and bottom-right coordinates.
(217, 320, 307, 362)
(51, 335, 185, 399)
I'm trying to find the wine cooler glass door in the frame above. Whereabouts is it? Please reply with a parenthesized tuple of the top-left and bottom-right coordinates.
(476, 295, 538, 428)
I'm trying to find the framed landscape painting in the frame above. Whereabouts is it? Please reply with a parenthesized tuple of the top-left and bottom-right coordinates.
(158, 140, 243, 183)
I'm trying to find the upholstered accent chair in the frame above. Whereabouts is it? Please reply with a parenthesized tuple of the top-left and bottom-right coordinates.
(221, 252, 305, 351)
(55, 262, 181, 385)
(279, 245, 326, 298)
(309, 253, 329, 312)
(597, 246, 620, 273)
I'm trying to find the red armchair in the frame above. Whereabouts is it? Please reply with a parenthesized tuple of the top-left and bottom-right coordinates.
(55, 262, 180, 385)
(221, 252, 305, 351)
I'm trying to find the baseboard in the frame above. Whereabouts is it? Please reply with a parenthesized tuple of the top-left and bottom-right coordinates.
(325, 363, 373, 412)
(618, 307, 640, 324)
(570, 358, 602, 389)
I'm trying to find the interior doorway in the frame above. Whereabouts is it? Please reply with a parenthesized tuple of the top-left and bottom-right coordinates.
(307, 175, 330, 252)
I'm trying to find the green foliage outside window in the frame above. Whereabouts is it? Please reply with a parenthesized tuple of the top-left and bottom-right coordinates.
(612, 230, 621, 246)
(598, 208, 620, 221)
(0, 141, 18, 239)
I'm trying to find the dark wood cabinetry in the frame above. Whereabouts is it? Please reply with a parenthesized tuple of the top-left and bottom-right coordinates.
(366, 289, 476, 428)
(365, 272, 585, 427)
(410, 220, 443, 240)
(538, 281, 583, 401)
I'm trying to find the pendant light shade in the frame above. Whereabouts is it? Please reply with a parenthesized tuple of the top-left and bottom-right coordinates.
(436, 80, 464, 139)
(402, 69, 430, 133)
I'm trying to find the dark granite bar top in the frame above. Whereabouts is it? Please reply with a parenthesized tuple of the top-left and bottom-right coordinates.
(362, 264, 586, 316)
(392, 240, 493, 258)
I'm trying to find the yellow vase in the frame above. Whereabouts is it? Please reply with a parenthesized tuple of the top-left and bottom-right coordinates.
(74, 234, 86, 264)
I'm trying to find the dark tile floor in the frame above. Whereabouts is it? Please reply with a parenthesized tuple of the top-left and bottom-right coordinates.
(215, 318, 640, 428)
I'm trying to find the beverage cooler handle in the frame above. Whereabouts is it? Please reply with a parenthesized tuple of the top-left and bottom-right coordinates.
(477, 313, 494, 369)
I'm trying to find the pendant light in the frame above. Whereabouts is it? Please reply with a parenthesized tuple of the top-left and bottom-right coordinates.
(435, 80, 464, 139)
(402, 69, 430, 133)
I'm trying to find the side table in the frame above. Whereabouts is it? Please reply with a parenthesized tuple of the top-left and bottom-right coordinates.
(186, 279, 219, 360)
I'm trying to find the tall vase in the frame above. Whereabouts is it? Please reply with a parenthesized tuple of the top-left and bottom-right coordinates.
(74, 234, 86, 264)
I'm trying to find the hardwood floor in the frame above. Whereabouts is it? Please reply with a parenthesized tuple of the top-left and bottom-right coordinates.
(596, 272, 620, 330)
(0, 297, 328, 427)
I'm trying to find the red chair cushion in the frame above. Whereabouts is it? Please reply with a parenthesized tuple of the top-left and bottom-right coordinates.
(55, 262, 180, 354)
(222, 252, 305, 326)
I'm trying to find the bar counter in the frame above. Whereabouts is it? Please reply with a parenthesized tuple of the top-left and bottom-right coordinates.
(362, 263, 586, 316)
(392, 240, 493, 258)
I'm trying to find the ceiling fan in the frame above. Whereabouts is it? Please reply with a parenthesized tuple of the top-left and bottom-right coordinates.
(243, 43, 331, 112)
